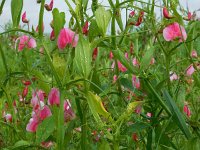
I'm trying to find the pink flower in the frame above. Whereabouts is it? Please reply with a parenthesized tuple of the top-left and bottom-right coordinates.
(82, 21, 89, 35)
(45, 0, 53, 11)
(134, 11, 144, 26)
(132, 57, 139, 67)
(125, 52, 129, 59)
(186, 64, 195, 76)
(163, 22, 187, 42)
(57, 28, 79, 49)
(132, 75, 140, 89)
(135, 105, 142, 114)
(163, 7, 173, 19)
(26, 117, 39, 132)
(50, 30, 55, 41)
(183, 104, 191, 117)
(92, 47, 98, 60)
(187, 12, 192, 21)
(150, 58, 155, 65)
(48, 88, 60, 106)
(31, 90, 45, 109)
(113, 75, 117, 83)
(41, 141, 53, 148)
(22, 11, 28, 23)
(129, 11, 135, 17)
(117, 61, 127, 72)
(147, 112, 152, 118)
(64, 100, 76, 122)
(4, 113, 12, 123)
(191, 50, 197, 58)
(15, 35, 36, 51)
(22, 86, 29, 99)
(109, 51, 114, 59)
(35, 105, 52, 120)
(170, 71, 179, 81)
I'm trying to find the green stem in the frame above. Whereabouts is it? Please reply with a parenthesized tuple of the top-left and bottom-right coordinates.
(0, 0, 6, 15)
(0, 43, 8, 74)
(38, 0, 45, 38)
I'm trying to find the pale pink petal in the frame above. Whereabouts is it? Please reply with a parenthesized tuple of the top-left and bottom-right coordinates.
(191, 50, 198, 58)
(5, 114, 12, 122)
(183, 104, 191, 117)
(26, 118, 39, 132)
(117, 61, 127, 72)
(170, 71, 179, 81)
(132, 75, 140, 89)
(48, 88, 60, 106)
(186, 64, 195, 76)
(37, 105, 52, 120)
(64, 100, 76, 122)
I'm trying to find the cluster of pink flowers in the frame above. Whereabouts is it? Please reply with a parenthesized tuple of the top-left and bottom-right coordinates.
(26, 88, 75, 132)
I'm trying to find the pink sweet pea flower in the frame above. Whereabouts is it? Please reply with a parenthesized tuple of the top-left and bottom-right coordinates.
(48, 88, 60, 106)
(41, 141, 53, 148)
(183, 104, 191, 117)
(31, 90, 45, 109)
(117, 61, 127, 72)
(57, 28, 79, 49)
(150, 58, 155, 65)
(4, 113, 12, 123)
(22, 11, 29, 23)
(163, 22, 187, 42)
(26, 117, 39, 132)
(22, 86, 29, 99)
(92, 47, 98, 60)
(64, 100, 76, 122)
(147, 112, 152, 118)
(125, 52, 129, 59)
(82, 21, 89, 35)
(132, 75, 140, 89)
(109, 51, 114, 59)
(191, 50, 198, 58)
(186, 64, 195, 76)
(170, 71, 179, 81)
(45, 0, 53, 11)
(113, 75, 117, 83)
(163, 7, 173, 19)
(15, 35, 37, 51)
(132, 57, 139, 67)
(134, 11, 144, 26)
(35, 105, 52, 120)
(129, 11, 135, 17)
(50, 30, 55, 41)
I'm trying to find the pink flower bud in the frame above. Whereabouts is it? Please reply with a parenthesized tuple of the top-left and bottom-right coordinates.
(22, 11, 29, 23)
(163, 7, 173, 19)
(45, 0, 53, 11)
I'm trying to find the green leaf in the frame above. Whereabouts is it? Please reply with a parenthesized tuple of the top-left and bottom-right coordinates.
(11, 140, 31, 150)
(88, 19, 101, 42)
(52, 8, 66, 38)
(36, 116, 55, 144)
(163, 90, 192, 139)
(86, 91, 113, 123)
(115, 9, 124, 31)
(11, 0, 23, 27)
(74, 35, 92, 78)
(95, 7, 111, 36)
(140, 44, 154, 71)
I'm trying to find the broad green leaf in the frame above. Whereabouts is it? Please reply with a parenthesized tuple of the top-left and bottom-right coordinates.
(89, 19, 101, 42)
(95, 7, 111, 36)
(11, 0, 23, 27)
(52, 8, 66, 38)
(98, 140, 111, 150)
(140, 44, 154, 71)
(74, 36, 92, 78)
(86, 91, 113, 123)
(163, 90, 192, 139)
(115, 9, 123, 31)
(36, 116, 55, 144)
(11, 140, 31, 150)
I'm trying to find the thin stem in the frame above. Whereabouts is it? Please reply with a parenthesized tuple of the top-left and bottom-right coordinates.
(38, 0, 45, 38)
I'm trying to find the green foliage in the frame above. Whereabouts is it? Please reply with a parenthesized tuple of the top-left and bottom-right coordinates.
(11, 0, 23, 27)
